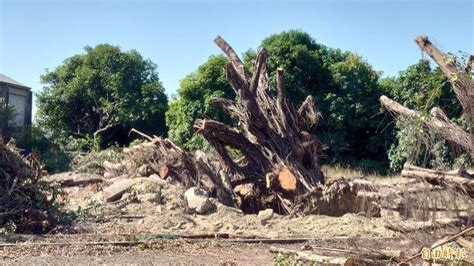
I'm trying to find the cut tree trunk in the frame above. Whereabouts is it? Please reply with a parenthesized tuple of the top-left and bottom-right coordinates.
(401, 163, 474, 197)
(193, 36, 324, 213)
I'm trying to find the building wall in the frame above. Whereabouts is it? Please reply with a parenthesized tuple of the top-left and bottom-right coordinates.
(0, 84, 8, 103)
(0, 84, 32, 127)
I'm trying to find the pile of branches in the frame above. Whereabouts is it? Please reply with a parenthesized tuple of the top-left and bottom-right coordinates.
(0, 140, 63, 233)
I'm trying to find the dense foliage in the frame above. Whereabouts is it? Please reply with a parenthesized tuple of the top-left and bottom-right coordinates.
(36, 44, 168, 150)
(383, 60, 468, 171)
(166, 55, 234, 150)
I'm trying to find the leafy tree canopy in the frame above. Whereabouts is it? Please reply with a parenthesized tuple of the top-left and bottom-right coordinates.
(166, 55, 234, 150)
(37, 44, 168, 150)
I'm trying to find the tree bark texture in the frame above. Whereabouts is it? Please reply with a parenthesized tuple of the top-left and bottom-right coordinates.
(193, 36, 324, 213)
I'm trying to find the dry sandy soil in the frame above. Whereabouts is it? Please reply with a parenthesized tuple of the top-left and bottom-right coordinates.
(0, 170, 472, 265)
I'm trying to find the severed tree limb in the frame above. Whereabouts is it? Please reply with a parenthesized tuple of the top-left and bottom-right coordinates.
(401, 163, 474, 197)
(214, 35, 252, 81)
(194, 150, 235, 206)
(249, 49, 268, 94)
(415, 36, 473, 112)
(415, 36, 474, 160)
(297, 96, 320, 129)
(380, 95, 471, 153)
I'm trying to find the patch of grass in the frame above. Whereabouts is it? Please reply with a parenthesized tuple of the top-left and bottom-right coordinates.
(322, 165, 365, 179)
(0, 221, 17, 234)
(64, 206, 90, 222)
(273, 254, 305, 266)
(322, 164, 401, 182)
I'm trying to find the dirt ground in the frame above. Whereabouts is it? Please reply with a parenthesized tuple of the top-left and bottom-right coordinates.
(1, 239, 278, 265)
(0, 170, 472, 265)
(45, 172, 399, 238)
(0, 233, 425, 265)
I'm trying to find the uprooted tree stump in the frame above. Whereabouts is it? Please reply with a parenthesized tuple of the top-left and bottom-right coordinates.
(193, 36, 325, 214)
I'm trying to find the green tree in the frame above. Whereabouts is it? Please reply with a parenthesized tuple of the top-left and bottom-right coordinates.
(166, 55, 234, 150)
(37, 44, 168, 150)
(383, 59, 466, 171)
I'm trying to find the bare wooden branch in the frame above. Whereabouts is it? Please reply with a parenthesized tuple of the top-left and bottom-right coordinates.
(415, 36, 474, 132)
(380, 95, 471, 152)
(214, 36, 251, 81)
(249, 49, 268, 94)
(415, 36, 471, 101)
(194, 118, 271, 184)
(297, 96, 320, 128)
(276, 68, 286, 101)
(414, 36, 474, 160)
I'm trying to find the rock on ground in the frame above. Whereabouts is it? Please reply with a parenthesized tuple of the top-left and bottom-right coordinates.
(258, 209, 274, 225)
(184, 187, 216, 214)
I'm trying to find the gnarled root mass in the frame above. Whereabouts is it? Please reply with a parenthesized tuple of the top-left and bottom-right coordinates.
(193, 36, 325, 214)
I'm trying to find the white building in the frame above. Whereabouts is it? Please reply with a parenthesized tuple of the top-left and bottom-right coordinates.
(0, 74, 32, 127)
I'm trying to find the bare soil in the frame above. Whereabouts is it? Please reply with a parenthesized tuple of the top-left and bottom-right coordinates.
(0, 171, 472, 265)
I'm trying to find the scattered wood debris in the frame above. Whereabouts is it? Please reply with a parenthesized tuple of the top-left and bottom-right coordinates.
(402, 163, 474, 197)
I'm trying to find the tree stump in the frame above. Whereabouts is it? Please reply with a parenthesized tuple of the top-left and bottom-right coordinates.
(193, 36, 325, 213)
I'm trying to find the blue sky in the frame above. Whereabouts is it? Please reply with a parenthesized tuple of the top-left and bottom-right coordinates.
(0, 0, 472, 117)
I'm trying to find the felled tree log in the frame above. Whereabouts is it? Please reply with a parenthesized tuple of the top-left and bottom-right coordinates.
(401, 163, 474, 197)
(381, 36, 473, 160)
(194, 36, 324, 213)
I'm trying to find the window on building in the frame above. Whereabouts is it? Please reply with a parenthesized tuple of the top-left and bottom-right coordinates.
(8, 93, 26, 126)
